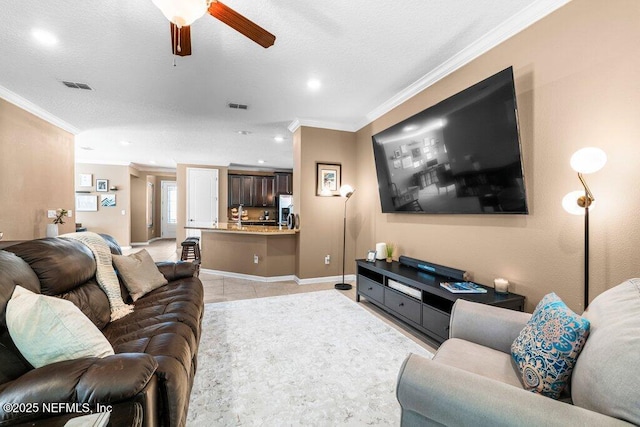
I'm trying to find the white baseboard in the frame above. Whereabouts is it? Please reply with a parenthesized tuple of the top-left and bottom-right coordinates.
(131, 237, 165, 247)
(199, 268, 356, 285)
(200, 269, 296, 283)
(295, 274, 356, 285)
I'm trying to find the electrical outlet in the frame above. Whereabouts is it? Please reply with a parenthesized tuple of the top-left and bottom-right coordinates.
(254, 255, 259, 264)
(47, 210, 56, 218)
(67, 210, 72, 217)
(324, 255, 331, 265)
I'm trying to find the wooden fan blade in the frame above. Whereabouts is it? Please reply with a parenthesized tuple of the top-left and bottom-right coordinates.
(170, 23, 192, 56)
(208, 1, 276, 48)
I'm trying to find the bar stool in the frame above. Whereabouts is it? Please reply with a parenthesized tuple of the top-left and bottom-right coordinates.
(180, 237, 201, 277)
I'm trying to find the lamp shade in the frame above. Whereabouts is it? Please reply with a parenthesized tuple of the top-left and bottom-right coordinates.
(570, 147, 607, 174)
(152, 0, 209, 27)
(562, 190, 596, 215)
(339, 185, 355, 198)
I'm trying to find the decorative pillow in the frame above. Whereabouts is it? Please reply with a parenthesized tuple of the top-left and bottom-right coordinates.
(511, 293, 590, 399)
(112, 249, 168, 302)
(6, 286, 114, 368)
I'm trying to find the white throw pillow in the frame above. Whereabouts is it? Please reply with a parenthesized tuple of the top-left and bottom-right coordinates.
(112, 249, 168, 302)
(6, 286, 114, 368)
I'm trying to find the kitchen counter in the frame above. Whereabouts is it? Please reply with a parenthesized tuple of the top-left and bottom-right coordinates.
(185, 224, 297, 236)
(184, 224, 297, 277)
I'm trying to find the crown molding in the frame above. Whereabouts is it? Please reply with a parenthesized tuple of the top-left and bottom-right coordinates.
(0, 85, 81, 135)
(75, 159, 133, 167)
(364, 0, 570, 125)
(288, 118, 358, 134)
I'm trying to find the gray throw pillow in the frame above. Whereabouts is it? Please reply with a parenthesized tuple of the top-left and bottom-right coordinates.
(112, 249, 168, 302)
(7, 286, 114, 368)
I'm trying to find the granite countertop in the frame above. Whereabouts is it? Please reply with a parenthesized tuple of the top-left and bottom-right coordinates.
(185, 224, 297, 236)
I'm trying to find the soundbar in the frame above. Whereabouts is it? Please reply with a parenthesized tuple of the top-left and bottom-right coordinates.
(398, 255, 468, 281)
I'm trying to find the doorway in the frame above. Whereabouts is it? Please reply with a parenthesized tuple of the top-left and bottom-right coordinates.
(186, 168, 218, 238)
(161, 180, 177, 239)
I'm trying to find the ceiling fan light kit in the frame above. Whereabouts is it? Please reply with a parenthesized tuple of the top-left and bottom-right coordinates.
(152, 0, 210, 28)
(152, 0, 276, 59)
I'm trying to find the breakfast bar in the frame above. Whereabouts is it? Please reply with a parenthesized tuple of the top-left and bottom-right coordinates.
(186, 225, 297, 278)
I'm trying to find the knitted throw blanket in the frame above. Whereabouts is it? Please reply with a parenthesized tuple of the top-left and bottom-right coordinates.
(61, 232, 133, 321)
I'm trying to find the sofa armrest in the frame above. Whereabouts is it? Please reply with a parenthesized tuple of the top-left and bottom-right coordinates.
(0, 353, 158, 425)
(156, 261, 196, 281)
(397, 353, 632, 427)
(449, 299, 531, 353)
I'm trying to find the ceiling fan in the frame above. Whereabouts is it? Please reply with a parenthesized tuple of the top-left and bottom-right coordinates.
(152, 0, 276, 56)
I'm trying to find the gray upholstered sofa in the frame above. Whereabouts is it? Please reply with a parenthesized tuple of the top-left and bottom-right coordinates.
(396, 279, 640, 426)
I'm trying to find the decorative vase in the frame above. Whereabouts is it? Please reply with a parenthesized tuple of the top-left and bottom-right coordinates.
(46, 224, 59, 238)
(386, 257, 392, 263)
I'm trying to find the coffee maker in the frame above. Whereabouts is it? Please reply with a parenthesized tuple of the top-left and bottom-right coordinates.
(277, 194, 293, 226)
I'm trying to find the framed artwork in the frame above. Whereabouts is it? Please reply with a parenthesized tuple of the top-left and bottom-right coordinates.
(366, 250, 377, 262)
(96, 179, 108, 192)
(401, 156, 413, 169)
(394, 149, 401, 159)
(76, 194, 98, 212)
(79, 173, 92, 187)
(316, 162, 341, 196)
(393, 159, 401, 169)
(100, 194, 116, 207)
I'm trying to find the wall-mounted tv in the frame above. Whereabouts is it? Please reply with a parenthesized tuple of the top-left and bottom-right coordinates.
(372, 67, 528, 214)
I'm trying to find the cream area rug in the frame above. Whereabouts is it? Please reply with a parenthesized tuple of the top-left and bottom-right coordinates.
(187, 290, 433, 426)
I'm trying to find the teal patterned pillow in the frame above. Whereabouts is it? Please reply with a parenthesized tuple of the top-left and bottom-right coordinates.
(511, 293, 590, 399)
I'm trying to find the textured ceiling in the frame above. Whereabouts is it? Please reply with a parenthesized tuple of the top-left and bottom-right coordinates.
(0, 0, 567, 170)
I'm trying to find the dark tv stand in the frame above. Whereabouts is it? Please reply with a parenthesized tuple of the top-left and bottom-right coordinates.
(356, 257, 525, 344)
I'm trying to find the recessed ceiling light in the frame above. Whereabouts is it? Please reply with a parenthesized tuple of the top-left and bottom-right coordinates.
(237, 130, 252, 135)
(119, 140, 132, 146)
(403, 125, 417, 132)
(307, 78, 321, 91)
(274, 136, 284, 142)
(258, 160, 265, 164)
(80, 146, 94, 151)
(32, 29, 58, 46)
(149, 160, 157, 164)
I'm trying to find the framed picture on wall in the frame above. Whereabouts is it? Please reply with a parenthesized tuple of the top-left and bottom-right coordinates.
(316, 162, 341, 196)
(96, 179, 108, 192)
(79, 173, 92, 187)
(76, 194, 98, 212)
(100, 194, 116, 207)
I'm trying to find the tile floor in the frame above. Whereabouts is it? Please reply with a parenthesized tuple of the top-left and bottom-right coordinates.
(128, 239, 438, 353)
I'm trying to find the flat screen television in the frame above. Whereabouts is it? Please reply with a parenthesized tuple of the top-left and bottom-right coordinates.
(372, 66, 528, 214)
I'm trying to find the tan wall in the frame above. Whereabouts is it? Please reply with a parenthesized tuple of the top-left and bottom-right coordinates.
(176, 164, 228, 248)
(130, 172, 176, 243)
(130, 172, 148, 243)
(201, 232, 296, 277)
(294, 127, 358, 279)
(0, 99, 75, 239)
(75, 164, 131, 247)
(354, 0, 640, 312)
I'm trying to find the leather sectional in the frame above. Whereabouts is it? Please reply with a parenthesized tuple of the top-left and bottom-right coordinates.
(0, 235, 204, 426)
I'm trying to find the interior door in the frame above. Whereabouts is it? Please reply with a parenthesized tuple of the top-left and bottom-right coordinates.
(161, 181, 177, 238)
(186, 168, 218, 238)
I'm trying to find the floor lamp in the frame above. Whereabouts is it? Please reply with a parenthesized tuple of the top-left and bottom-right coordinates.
(335, 185, 355, 291)
(562, 147, 607, 309)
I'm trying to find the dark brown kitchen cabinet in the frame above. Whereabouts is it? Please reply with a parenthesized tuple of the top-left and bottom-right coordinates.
(228, 175, 254, 206)
(275, 172, 292, 194)
(253, 176, 275, 207)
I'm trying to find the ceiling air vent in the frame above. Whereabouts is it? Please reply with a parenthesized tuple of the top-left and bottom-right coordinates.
(62, 81, 94, 90)
(228, 103, 248, 110)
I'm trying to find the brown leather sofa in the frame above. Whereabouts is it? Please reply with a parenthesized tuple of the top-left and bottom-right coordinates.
(0, 235, 204, 426)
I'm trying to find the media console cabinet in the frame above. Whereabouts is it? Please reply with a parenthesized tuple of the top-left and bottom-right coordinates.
(356, 257, 525, 344)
